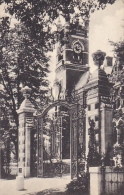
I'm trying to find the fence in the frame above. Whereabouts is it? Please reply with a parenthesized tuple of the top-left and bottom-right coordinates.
(103, 166, 124, 195)
(2, 163, 17, 179)
(89, 166, 124, 195)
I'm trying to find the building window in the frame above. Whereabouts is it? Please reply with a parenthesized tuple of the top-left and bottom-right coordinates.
(88, 105, 91, 111)
(95, 103, 99, 109)
(95, 116, 99, 121)
(116, 99, 120, 109)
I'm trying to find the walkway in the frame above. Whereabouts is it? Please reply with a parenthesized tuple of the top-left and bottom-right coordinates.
(0, 175, 71, 195)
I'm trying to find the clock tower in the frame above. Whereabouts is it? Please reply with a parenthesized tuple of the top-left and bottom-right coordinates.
(55, 20, 89, 99)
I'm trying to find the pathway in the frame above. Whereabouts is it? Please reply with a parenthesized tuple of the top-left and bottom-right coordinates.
(0, 175, 71, 195)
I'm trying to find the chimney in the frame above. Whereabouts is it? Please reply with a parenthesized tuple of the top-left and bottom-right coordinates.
(104, 56, 113, 67)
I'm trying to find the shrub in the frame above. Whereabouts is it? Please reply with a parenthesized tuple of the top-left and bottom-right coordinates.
(66, 173, 89, 194)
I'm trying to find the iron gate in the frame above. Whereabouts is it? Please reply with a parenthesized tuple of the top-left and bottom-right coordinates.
(35, 98, 85, 179)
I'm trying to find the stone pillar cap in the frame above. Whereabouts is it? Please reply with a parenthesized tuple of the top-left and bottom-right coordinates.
(17, 86, 35, 114)
(21, 86, 31, 99)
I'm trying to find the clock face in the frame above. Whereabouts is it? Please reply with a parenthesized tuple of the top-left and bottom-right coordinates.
(73, 42, 82, 54)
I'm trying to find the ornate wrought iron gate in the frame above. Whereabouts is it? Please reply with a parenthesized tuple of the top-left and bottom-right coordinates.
(36, 99, 85, 179)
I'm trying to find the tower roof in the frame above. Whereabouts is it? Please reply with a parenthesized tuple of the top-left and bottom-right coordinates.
(75, 70, 90, 90)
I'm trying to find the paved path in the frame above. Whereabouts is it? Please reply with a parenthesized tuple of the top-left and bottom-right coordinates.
(0, 175, 71, 195)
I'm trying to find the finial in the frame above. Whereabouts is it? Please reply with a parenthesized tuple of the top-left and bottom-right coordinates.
(92, 50, 106, 68)
(21, 86, 31, 99)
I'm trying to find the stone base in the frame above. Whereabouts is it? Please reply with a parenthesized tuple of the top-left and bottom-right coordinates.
(89, 167, 102, 195)
(16, 176, 24, 191)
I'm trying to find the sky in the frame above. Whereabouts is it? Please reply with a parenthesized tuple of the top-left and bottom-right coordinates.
(89, 0, 124, 70)
(0, 0, 124, 86)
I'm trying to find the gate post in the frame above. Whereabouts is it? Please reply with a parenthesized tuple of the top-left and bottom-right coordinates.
(70, 103, 78, 180)
(89, 166, 105, 195)
(17, 86, 35, 177)
(37, 117, 44, 177)
(89, 167, 102, 195)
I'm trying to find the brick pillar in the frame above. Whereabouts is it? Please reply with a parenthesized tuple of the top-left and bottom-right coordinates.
(85, 50, 113, 156)
(100, 102, 113, 154)
(17, 86, 35, 177)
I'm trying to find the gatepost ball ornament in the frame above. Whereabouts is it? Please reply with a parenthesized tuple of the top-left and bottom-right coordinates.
(92, 50, 106, 68)
(21, 86, 31, 99)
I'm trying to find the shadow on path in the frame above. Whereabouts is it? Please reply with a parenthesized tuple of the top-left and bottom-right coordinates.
(29, 188, 88, 195)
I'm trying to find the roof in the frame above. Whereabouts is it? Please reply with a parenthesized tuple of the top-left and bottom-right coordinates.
(75, 70, 90, 90)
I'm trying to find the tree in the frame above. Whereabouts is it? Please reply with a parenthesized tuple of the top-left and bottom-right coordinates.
(109, 40, 124, 103)
(0, 17, 49, 159)
(109, 40, 124, 83)
(111, 41, 124, 67)
(0, 1, 116, 45)
(109, 39, 124, 166)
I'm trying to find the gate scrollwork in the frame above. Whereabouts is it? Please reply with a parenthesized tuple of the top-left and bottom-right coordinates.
(36, 91, 85, 179)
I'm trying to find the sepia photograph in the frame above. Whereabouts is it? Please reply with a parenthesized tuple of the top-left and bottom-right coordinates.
(0, 0, 124, 194)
